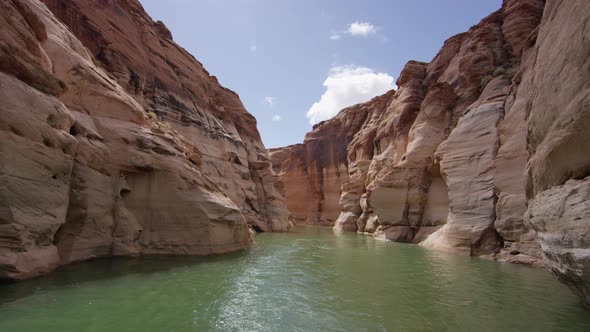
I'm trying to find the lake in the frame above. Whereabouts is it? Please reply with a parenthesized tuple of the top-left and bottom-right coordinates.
(0, 226, 588, 331)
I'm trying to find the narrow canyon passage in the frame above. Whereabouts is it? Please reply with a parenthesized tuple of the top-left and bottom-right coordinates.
(2, 0, 590, 325)
(0, 226, 589, 331)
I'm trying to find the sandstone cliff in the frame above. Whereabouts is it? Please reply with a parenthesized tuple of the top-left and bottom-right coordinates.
(0, 0, 289, 280)
(269, 91, 396, 226)
(275, 0, 590, 307)
(39, 0, 290, 234)
(273, 0, 546, 264)
(519, 0, 590, 308)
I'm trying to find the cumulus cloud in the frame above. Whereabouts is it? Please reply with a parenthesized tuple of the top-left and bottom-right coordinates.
(330, 21, 379, 40)
(306, 66, 395, 125)
(264, 96, 276, 107)
(347, 22, 377, 36)
(272, 114, 282, 122)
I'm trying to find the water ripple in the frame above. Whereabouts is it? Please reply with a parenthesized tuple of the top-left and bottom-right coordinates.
(0, 226, 589, 331)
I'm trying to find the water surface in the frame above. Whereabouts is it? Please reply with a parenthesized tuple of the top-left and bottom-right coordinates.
(1, 226, 589, 331)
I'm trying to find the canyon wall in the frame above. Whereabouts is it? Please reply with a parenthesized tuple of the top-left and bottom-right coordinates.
(276, 0, 590, 307)
(269, 91, 395, 226)
(2, 0, 589, 309)
(0, 0, 289, 280)
(520, 0, 590, 308)
(273, 0, 546, 264)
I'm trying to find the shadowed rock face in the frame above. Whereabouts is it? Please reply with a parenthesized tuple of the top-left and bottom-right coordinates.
(273, 0, 546, 264)
(0, 0, 288, 280)
(520, 0, 590, 308)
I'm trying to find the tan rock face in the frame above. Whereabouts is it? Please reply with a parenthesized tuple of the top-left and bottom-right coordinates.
(519, 0, 590, 307)
(0, 0, 287, 279)
(270, 91, 395, 226)
(39, 0, 290, 233)
(275, 0, 545, 263)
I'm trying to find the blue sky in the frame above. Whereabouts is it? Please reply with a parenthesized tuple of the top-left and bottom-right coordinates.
(141, 0, 502, 148)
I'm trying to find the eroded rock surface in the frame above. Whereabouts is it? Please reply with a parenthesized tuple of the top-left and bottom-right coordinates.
(274, 0, 546, 265)
(39, 0, 290, 233)
(0, 0, 288, 279)
(269, 91, 395, 226)
(520, 0, 590, 308)
(276, 0, 590, 309)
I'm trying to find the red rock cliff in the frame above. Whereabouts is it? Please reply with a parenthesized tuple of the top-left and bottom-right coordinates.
(0, 0, 289, 280)
(269, 91, 395, 226)
(39, 0, 290, 234)
(273, 0, 546, 265)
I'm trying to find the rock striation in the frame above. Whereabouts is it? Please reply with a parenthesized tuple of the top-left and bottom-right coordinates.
(275, 0, 590, 307)
(0, 0, 289, 280)
(519, 0, 590, 308)
(269, 91, 395, 226)
(39, 0, 290, 234)
(273, 0, 546, 264)
(3, 0, 590, 310)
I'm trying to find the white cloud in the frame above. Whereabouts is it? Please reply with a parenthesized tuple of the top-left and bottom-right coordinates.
(347, 22, 377, 36)
(272, 114, 282, 122)
(329, 21, 379, 40)
(264, 96, 276, 107)
(306, 65, 395, 125)
(249, 45, 257, 52)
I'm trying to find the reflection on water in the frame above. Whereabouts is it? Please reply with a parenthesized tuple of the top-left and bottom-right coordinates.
(0, 225, 589, 331)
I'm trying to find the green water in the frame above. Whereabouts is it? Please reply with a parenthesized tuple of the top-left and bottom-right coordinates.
(0, 226, 589, 331)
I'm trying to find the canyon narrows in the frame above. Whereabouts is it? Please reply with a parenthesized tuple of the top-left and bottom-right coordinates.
(1, 0, 590, 313)
(271, 0, 590, 307)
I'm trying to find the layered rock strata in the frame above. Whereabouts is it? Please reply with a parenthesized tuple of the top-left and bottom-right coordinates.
(269, 91, 395, 225)
(0, 0, 288, 280)
(39, 0, 290, 234)
(520, 0, 590, 308)
(273, 0, 546, 264)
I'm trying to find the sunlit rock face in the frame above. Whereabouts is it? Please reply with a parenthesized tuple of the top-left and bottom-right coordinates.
(274, 0, 546, 265)
(519, 0, 590, 308)
(0, 0, 288, 279)
(39, 0, 290, 234)
(269, 91, 395, 226)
